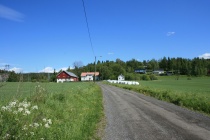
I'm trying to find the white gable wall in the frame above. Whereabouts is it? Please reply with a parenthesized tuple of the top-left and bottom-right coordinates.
(118, 75, 125, 81)
(81, 75, 94, 81)
(57, 78, 74, 83)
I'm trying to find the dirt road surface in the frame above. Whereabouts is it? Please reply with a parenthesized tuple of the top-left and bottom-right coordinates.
(99, 83, 210, 140)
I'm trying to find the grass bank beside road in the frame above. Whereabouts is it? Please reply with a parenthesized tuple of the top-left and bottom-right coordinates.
(0, 82, 103, 140)
(107, 76, 210, 115)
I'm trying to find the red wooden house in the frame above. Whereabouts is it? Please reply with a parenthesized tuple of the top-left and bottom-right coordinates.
(57, 70, 78, 83)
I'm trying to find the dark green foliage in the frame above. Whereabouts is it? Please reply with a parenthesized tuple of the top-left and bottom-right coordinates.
(149, 74, 158, 80)
(53, 93, 65, 102)
(141, 75, 150, 81)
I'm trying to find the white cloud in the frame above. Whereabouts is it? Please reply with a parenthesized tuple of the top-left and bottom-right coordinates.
(199, 53, 210, 59)
(39, 67, 72, 73)
(108, 52, 114, 55)
(0, 66, 5, 70)
(0, 4, 24, 22)
(167, 32, 175, 36)
(39, 67, 54, 73)
(9, 67, 23, 73)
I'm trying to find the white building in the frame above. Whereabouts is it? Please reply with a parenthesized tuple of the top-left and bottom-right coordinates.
(153, 69, 165, 75)
(81, 72, 100, 81)
(118, 74, 125, 81)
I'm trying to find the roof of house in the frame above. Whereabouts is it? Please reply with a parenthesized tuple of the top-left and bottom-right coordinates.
(153, 69, 164, 72)
(81, 72, 99, 76)
(57, 70, 78, 78)
(118, 74, 124, 78)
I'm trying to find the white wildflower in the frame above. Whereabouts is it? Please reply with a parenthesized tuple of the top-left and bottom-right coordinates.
(30, 132, 34, 136)
(24, 109, 31, 115)
(48, 119, 52, 125)
(43, 118, 47, 122)
(15, 118, 19, 121)
(40, 138, 45, 140)
(18, 107, 24, 112)
(3, 133, 11, 139)
(6, 106, 12, 112)
(23, 102, 30, 108)
(22, 125, 28, 130)
(34, 123, 39, 128)
(44, 123, 50, 128)
(19, 100, 31, 108)
(13, 111, 18, 114)
(31, 105, 38, 110)
(9, 101, 17, 107)
(1, 106, 7, 111)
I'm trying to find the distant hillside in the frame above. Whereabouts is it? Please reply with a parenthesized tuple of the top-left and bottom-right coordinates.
(1, 57, 210, 82)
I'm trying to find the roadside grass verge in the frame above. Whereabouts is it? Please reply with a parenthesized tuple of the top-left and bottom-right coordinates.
(105, 76, 210, 115)
(0, 82, 103, 140)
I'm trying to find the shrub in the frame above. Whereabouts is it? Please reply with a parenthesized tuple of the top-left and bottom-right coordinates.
(149, 74, 158, 80)
(141, 75, 150, 81)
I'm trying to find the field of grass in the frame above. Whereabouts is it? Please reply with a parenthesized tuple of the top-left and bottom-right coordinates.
(108, 76, 210, 115)
(0, 82, 103, 140)
(140, 76, 210, 95)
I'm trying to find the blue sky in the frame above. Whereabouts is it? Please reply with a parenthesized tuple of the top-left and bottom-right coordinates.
(0, 0, 210, 73)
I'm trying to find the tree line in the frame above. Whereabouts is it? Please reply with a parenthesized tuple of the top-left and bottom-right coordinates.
(72, 57, 210, 80)
(1, 57, 210, 82)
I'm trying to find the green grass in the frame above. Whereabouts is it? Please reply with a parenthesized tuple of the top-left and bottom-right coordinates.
(0, 82, 103, 140)
(107, 76, 210, 115)
(140, 76, 210, 95)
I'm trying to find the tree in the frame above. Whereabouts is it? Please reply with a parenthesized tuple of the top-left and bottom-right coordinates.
(73, 61, 83, 69)
(148, 59, 159, 70)
(7, 71, 19, 82)
(159, 57, 167, 71)
(73, 61, 84, 78)
(50, 69, 57, 82)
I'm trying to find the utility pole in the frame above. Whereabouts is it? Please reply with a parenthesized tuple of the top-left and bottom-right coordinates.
(94, 56, 96, 83)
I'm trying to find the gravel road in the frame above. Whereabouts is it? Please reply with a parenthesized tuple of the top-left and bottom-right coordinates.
(99, 83, 210, 140)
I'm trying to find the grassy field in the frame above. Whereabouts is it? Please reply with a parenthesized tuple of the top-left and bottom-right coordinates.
(140, 76, 210, 95)
(0, 82, 103, 140)
(108, 76, 210, 115)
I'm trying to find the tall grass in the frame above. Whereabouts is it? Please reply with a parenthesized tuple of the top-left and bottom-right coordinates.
(0, 82, 103, 139)
(106, 76, 210, 115)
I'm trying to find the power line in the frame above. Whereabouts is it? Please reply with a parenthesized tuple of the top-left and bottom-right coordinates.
(81, 0, 95, 56)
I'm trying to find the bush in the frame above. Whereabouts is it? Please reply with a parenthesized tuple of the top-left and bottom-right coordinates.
(149, 74, 158, 80)
(141, 75, 150, 81)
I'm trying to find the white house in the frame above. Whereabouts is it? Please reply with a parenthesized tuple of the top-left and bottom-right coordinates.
(118, 74, 125, 81)
(81, 72, 100, 81)
(153, 69, 165, 75)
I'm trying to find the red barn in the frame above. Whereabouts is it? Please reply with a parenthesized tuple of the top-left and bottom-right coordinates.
(57, 70, 78, 83)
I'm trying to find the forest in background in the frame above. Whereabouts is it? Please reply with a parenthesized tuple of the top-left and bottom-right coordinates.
(1, 57, 210, 82)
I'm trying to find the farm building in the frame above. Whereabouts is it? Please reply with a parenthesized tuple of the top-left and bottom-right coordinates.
(153, 69, 165, 75)
(118, 74, 125, 81)
(134, 69, 146, 74)
(81, 72, 100, 81)
(56, 70, 78, 83)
